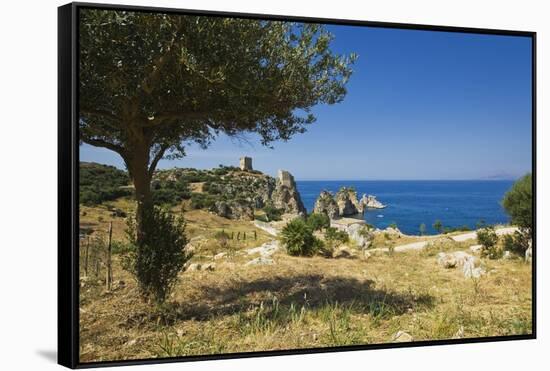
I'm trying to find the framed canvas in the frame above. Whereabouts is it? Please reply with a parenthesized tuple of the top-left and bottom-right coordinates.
(58, 2, 536, 368)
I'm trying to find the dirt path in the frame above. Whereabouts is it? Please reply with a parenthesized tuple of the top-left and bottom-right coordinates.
(374, 226, 518, 253)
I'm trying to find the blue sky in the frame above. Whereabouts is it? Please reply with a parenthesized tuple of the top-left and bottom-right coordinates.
(80, 24, 533, 180)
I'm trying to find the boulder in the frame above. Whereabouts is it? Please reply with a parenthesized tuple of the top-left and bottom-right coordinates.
(437, 252, 457, 268)
(469, 244, 483, 254)
(392, 331, 413, 342)
(246, 240, 280, 257)
(245, 256, 275, 266)
(214, 252, 226, 260)
(463, 256, 485, 278)
(525, 241, 532, 262)
(347, 223, 372, 248)
(212, 201, 254, 220)
(437, 251, 478, 270)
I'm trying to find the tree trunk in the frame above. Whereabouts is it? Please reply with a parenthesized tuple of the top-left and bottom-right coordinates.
(125, 136, 154, 247)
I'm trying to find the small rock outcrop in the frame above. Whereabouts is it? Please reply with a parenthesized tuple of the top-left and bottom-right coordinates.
(212, 200, 254, 220)
(359, 194, 386, 209)
(392, 331, 413, 342)
(347, 223, 373, 248)
(313, 191, 340, 219)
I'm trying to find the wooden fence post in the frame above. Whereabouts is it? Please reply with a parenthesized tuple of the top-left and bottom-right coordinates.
(106, 222, 113, 291)
(84, 236, 90, 276)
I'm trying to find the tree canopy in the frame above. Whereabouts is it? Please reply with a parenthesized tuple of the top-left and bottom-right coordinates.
(79, 9, 357, 171)
(502, 173, 533, 232)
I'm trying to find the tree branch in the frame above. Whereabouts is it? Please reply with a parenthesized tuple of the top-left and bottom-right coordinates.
(148, 144, 169, 177)
(82, 137, 125, 155)
(144, 111, 210, 127)
(80, 107, 121, 123)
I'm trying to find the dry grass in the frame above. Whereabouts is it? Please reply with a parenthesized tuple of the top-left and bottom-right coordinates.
(79, 235, 532, 362)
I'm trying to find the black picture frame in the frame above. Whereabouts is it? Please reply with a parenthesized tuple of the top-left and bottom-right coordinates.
(58, 2, 537, 368)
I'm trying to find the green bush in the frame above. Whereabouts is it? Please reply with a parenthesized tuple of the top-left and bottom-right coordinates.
(502, 230, 530, 256)
(502, 173, 532, 235)
(263, 205, 284, 222)
(79, 162, 131, 205)
(307, 213, 330, 231)
(280, 218, 320, 256)
(123, 207, 192, 303)
(190, 193, 218, 210)
(477, 226, 500, 259)
(324, 227, 349, 246)
(433, 220, 443, 234)
(152, 179, 191, 206)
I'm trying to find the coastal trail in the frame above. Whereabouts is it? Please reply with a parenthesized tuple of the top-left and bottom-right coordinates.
(374, 226, 518, 253)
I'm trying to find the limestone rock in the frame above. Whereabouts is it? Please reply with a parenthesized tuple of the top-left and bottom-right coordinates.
(359, 194, 386, 209)
(313, 191, 340, 219)
(214, 252, 226, 260)
(212, 201, 254, 220)
(463, 256, 485, 278)
(437, 252, 457, 268)
(246, 240, 280, 257)
(335, 187, 361, 216)
(245, 256, 275, 266)
(272, 170, 306, 215)
(469, 244, 483, 254)
(525, 243, 533, 262)
(437, 251, 478, 270)
(392, 331, 413, 342)
(503, 250, 512, 260)
(347, 223, 372, 248)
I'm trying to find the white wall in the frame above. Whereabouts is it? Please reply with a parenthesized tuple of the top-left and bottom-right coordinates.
(0, 0, 546, 369)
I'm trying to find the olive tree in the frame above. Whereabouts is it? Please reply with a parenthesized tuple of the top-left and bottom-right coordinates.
(79, 9, 356, 245)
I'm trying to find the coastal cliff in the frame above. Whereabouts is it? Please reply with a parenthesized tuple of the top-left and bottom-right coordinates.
(154, 163, 305, 220)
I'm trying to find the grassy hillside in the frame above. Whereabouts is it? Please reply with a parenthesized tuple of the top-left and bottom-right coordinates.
(79, 235, 531, 362)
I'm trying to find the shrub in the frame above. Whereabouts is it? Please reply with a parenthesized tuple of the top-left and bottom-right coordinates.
(419, 223, 426, 235)
(502, 230, 530, 256)
(477, 226, 500, 259)
(307, 213, 331, 231)
(433, 220, 443, 234)
(263, 205, 284, 222)
(190, 193, 218, 210)
(502, 173, 532, 235)
(324, 227, 349, 246)
(280, 218, 320, 256)
(214, 230, 230, 250)
(79, 162, 131, 205)
(123, 207, 192, 303)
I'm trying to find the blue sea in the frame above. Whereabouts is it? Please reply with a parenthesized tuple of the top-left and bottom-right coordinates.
(296, 180, 513, 235)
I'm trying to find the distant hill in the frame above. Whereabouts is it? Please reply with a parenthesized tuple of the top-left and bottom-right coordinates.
(79, 162, 132, 205)
(79, 162, 305, 220)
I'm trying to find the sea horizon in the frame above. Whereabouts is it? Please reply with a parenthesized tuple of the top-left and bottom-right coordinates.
(296, 179, 513, 236)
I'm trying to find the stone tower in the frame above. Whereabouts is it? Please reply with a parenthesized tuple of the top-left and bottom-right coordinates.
(278, 169, 295, 188)
(239, 156, 252, 171)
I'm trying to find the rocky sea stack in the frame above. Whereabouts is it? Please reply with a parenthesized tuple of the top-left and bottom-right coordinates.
(313, 187, 386, 219)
